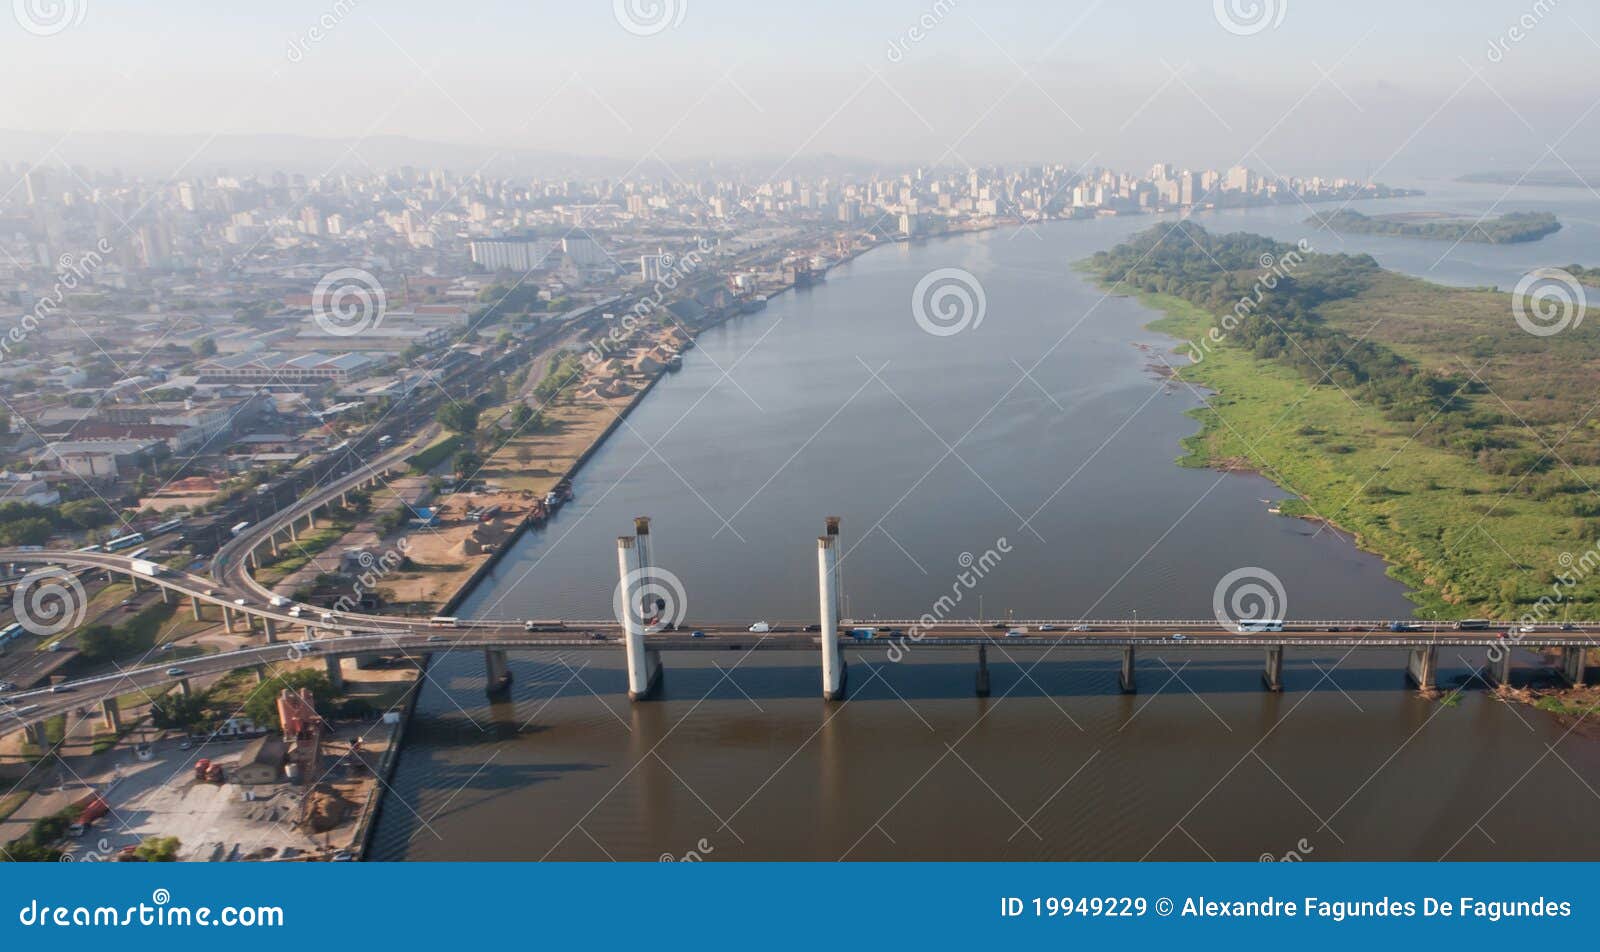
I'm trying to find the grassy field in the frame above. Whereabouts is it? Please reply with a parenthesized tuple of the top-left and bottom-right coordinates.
(1100, 236, 1600, 621)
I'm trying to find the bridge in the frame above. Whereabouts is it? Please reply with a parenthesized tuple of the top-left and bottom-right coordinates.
(0, 456, 1595, 747)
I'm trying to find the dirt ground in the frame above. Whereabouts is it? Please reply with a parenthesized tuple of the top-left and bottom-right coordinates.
(386, 489, 539, 608)
(480, 392, 636, 495)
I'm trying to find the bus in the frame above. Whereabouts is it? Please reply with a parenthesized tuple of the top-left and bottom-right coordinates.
(1454, 619, 1490, 631)
(148, 518, 183, 535)
(1235, 619, 1285, 633)
(105, 532, 146, 552)
(429, 616, 459, 628)
(230, 522, 251, 536)
(0, 623, 23, 642)
(74, 544, 103, 553)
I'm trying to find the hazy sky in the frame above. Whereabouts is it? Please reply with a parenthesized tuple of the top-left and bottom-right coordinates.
(3, 0, 1599, 177)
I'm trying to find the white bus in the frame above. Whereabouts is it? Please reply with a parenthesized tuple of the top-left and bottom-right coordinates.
(1235, 619, 1285, 633)
(105, 532, 146, 551)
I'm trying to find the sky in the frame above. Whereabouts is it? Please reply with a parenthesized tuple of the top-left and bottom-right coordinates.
(3, 0, 1598, 179)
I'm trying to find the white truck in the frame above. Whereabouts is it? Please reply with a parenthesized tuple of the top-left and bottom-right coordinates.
(129, 558, 166, 578)
(269, 595, 291, 608)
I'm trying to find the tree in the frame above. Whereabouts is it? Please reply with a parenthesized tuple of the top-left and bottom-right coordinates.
(134, 836, 180, 862)
(150, 691, 211, 732)
(243, 670, 336, 730)
(453, 449, 483, 478)
(191, 337, 217, 358)
(436, 402, 480, 435)
(59, 499, 116, 531)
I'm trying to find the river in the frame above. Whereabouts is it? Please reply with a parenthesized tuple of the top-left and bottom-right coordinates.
(369, 180, 1600, 861)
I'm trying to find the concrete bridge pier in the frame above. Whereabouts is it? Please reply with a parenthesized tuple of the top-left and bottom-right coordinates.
(128, 573, 141, 593)
(191, 596, 204, 621)
(99, 698, 121, 733)
(222, 608, 236, 634)
(1487, 648, 1513, 687)
(617, 532, 661, 701)
(484, 650, 512, 695)
(288, 520, 298, 542)
(20, 721, 43, 748)
(818, 520, 846, 701)
(1559, 646, 1588, 687)
(1120, 645, 1137, 693)
(268, 534, 279, 557)
(976, 644, 991, 697)
(1262, 645, 1285, 692)
(1406, 645, 1438, 691)
(174, 678, 192, 697)
(324, 655, 345, 692)
(253, 664, 269, 684)
(262, 617, 278, 644)
(160, 587, 172, 605)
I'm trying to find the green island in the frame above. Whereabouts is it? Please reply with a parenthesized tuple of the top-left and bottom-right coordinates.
(1087, 223, 1600, 620)
(1304, 209, 1561, 244)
